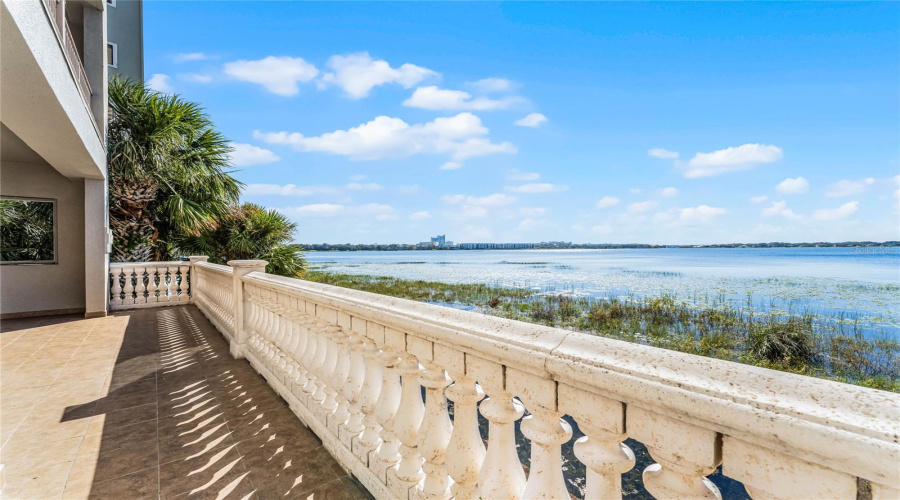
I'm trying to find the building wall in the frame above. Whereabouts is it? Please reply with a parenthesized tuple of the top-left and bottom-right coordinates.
(1, 161, 87, 316)
(107, 0, 143, 81)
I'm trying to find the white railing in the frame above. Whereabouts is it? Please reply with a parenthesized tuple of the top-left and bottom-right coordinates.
(192, 260, 236, 344)
(145, 258, 900, 499)
(108, 261, 192, 310)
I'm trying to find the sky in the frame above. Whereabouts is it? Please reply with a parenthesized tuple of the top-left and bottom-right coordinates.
(144, 2, 900, 245)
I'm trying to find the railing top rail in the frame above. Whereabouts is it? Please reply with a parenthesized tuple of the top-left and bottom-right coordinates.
(195, 261, 234, 274)
(110, 261, 187, 268)
(241, 270, 899, 484)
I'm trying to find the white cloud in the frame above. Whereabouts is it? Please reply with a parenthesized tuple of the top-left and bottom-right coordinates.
(148, 74, 172, 92)
(244, 184, 337, 197)
(648, 148, 679, 160)
(519, 207, 547, 216)
(223, 56, 319, 96)
(281, 204, 345, 217)
(346, 182, 383, 191)
(507, 169, 540, 181)
(179, 73, 213, 83)
(228, 143, 280, 167)
(320, 52, 436, 98)
(442, 193, 516, 207)
(628, 201, 658, 213)
(467, 78, 515, 93)
(596, 196, 620, 209)
(174, 52, 207, 63)
(409, 211, 431, 221)
(683, 144, 783, 178)
(814, 201, 859, 221)
(440, 162, 463, 171)
(762, 201, 802, 220)
(403, 86, 522, 111)
(678, 205, 726, 224)
(254, 112, 516, 162)
(361, 203, 397, 221)
(505, 183, 568, 194)
(660, 187, 678, 198)
(514, 113, 547, 128)
(750, 195, 769, 204)
(776, 176, 809, 194)
(826, 178, 875, 198)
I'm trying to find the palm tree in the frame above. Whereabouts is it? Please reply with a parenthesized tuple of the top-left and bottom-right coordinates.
(108, 77, 241, 261)
(0, 199, 54, 261)
(175, 203, 306, 277)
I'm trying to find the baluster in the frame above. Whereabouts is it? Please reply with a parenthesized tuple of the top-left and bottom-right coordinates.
(123, 267, 135, 305)
(301, 317, 321, 397)
(110, 268, 123, 307)
(283, 300, 302, 389)
(473, 356, 526, 500)
(372, 347, 402, 481)
(176, 265, 189, 301)
(722, 437, 856, 500)
(135, 268, 147, 304)
(629, 406, 721, 500)
(417, 358, 453, 500)
(163, 267, 173, 301)
(356, 337, 384, 462)
(332, 323, 358, 434)
(151, 266, 163, 303)
(319, 325, 342, 414)
(441, 344, 485, 500)
(311, 319, 332, 404)
(389, 353, 426, 498)
(292, 315, 313, 396)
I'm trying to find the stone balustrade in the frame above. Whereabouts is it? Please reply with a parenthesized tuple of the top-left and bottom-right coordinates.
(138, 258, 900, 499)
(108, 261, 193, 310)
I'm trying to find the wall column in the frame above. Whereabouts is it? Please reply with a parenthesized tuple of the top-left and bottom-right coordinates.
(84, 178, 108, 318)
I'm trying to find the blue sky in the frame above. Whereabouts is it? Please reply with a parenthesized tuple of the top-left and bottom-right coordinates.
(144, 2, 899, 244)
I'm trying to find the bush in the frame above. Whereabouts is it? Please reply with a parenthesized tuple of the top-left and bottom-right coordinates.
(749, 320, 815, 366)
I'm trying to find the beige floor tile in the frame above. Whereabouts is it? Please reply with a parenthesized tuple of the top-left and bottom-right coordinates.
(0, 460, 73, 500)
(0, 435, 84, 472)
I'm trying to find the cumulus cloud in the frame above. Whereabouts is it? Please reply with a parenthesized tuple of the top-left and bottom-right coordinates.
(278, 203, 397, 220)
(409, 211, 432, 221)
(223, 56, 318, 96)
(403, 86, 522, 111)
(174, 52, 207, 63)
(648, 148, 679, 160)
(148, 74, 173, 92)
(596, 196, 620, 209)
(678, 205, 726, 224)
(762, 201, 802, 220)
(228, 143, 280, 167)
(628, 201, 658, 213)
(505, 183, 568, 194)
(179, 73, 213, 83)
(776, 176, 809, 194)
(750, 195, 769, 204)
(814, 201, 859, 221)
(826, 178, 876, 198)
(660, 187, 678, 198)
(244, 184, 337, 197)
(514, 113, 547, 128)
(319, 52, 436, 98)
(467, 78, 515, 93)
(442, 193, 516, 207)
(254, 112, 516, 163)
(519, 207, 547, 216)
(507, 170, 540, 181)
(280, 203, 345, 217)
(346, 182, 383, 191)
(683, 144, 783, 178)
(440, 162, 463, 171)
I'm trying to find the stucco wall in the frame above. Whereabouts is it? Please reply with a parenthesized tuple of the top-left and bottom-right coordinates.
(107, 0, 142, 82)
(1, 161, 87, 315)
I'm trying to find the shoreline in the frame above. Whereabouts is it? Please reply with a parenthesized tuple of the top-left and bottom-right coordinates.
(304, 269, 899, 392)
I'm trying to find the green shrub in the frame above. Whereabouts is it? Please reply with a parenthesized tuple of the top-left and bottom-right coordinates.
(749, 320, 815, 366)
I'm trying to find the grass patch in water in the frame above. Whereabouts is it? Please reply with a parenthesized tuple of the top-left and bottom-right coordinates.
(303, 270, 899, 392)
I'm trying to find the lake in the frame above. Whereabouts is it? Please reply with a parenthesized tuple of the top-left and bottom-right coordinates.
(307, 247, 900, 334)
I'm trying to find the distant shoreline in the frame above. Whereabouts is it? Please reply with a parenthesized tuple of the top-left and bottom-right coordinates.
(301, 241, 900, 252)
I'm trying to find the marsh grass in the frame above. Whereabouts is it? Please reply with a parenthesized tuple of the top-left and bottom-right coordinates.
(304, 270, 899, 391)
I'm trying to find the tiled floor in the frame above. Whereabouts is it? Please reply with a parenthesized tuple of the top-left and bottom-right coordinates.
(0, 306, 373, 500)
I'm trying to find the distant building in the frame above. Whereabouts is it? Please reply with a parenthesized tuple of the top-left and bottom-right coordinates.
(457, 243, 535, 250)
(431, 234, 446, 246)
(107, 0, 143, 82)
(416, 241, 437, 249)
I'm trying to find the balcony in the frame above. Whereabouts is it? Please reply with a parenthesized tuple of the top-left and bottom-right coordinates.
(41, 0, 93, 110)
(2, 259, 898, 499)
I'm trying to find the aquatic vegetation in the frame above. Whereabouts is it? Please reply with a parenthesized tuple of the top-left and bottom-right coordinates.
(304, 270, 900, 392)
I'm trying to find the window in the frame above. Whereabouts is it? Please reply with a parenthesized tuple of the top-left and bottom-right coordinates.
(0, 197, 56, 264)
(107, 42, 117, 68)
(107, 0, 116, 7)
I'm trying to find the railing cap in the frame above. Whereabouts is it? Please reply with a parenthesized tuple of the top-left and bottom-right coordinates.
(228, 259, 268, 269)
(188, 256, 210, 263)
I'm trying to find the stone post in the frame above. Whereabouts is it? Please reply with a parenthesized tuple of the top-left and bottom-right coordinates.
(187, 256, 208, 304)
(227, 259, 267, 359)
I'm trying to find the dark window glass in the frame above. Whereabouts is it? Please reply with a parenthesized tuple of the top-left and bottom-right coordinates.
(0, 198, 55, 263)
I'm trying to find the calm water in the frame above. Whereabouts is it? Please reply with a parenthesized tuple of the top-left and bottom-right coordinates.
(307, 247, 900, 331)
